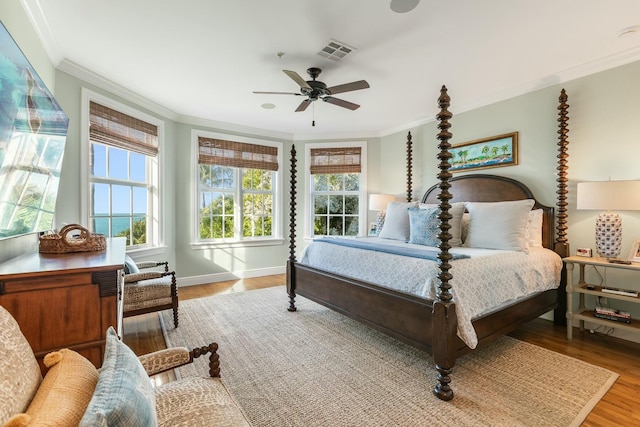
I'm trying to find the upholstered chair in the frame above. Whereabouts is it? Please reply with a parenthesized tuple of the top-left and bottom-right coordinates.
(0, 306, 251, 426)
(123, 255, 179, 328)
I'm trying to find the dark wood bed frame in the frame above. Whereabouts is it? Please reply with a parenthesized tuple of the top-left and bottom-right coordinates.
(286, 86, 571, 401)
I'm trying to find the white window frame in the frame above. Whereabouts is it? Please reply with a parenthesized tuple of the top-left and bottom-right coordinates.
(80, 88, 165, 256)
(305, 141, 367, 239)
(190, 130, 284, 249)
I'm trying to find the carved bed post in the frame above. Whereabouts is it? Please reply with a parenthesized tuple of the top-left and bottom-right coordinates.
(554, 89, 570, 324)
(432, 85, 456, 401)
(406, 131, 413, 202)
(287, 144, 298, 312)
(555, 89, 570, 258)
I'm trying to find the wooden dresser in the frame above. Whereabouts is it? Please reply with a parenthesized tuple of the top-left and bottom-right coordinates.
(0, 238, 125, 369)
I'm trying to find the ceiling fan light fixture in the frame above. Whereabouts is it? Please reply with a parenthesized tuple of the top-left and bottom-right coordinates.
(254, 67, 369, 113)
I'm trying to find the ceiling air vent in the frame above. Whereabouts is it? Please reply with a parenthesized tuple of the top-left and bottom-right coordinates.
(317, 39, 355, 62)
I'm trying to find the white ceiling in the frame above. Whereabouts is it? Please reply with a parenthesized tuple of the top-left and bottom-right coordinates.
(22, 0, 640, 140)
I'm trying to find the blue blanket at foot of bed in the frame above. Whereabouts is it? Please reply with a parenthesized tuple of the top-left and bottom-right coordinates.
(313, 237, 469, 261)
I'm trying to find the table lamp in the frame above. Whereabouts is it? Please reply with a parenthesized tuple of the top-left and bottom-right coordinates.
(369, 194, 396, 234)
(576, 180, 640, 258)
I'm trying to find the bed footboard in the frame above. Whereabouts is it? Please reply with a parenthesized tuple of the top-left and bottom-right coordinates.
(289, 261, 437, 350)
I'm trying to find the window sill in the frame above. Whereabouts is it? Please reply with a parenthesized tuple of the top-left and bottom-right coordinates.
(126, 245, 168, 258)
(190, 238, 285, 250)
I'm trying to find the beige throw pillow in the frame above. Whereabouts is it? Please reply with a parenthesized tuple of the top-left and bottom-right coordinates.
(4, 349, 98, 427)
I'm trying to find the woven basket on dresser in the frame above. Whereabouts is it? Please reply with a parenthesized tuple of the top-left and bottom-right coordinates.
(39, 224, 106, 254)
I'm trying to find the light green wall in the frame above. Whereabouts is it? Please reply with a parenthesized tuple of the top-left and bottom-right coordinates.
(52, 70, 178, 270)
(3, 0, 640, 338)
(381, 65, 640, 339)
(382, 64, 640, 261)
(173, 123, 291, 279)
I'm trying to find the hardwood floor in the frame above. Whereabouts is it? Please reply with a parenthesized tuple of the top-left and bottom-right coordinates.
(123, 274, 640, 426)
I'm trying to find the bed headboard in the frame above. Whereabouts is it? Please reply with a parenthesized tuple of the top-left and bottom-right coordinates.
(421, 174, 555, 250)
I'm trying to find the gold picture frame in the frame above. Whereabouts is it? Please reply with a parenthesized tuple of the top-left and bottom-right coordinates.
(629, 239, 640, 262)
(449, 132, 518, 172)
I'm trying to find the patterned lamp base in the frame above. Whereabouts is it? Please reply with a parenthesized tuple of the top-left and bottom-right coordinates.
(595, 211, 622, 258)
(376, 211, 386, 235)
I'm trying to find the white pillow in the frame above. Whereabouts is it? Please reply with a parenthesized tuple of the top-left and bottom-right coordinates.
(418, 202, 465, 247)
(463, 208, 542, 246)
(464, 199, 535, 252)
(527, 209, 543, 247)
(378, 201, 419, 241)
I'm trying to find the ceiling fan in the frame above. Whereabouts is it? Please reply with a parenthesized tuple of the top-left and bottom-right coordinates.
(253, 67, 370, 112)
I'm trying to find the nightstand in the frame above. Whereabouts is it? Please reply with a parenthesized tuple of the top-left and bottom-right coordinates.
(564, 256, 640, 341)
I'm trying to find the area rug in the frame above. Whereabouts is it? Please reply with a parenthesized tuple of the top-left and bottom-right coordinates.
(160, 286, 617, 427)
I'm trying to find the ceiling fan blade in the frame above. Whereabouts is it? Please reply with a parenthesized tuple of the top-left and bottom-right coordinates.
(322, 96, 360, 110)
(283, 70, 312, 90)
(326, 80, 370, 95)
(253, 91, 302, 95)
(295, 99, 312, 112)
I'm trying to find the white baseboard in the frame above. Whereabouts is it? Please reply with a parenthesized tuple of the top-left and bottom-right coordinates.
(177, 265, 285, 287)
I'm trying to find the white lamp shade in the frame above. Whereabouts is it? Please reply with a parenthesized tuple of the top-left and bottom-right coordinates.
(577, 180, 640, 258)
(577, 181, 640, 211)
(369, 194, 396, 211)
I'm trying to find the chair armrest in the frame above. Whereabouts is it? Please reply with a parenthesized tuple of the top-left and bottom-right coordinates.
(138, 343, 220, 378)
(124, 270, 174, 283)
(139, 347, 191, 376)
(137, 261, 169, 272)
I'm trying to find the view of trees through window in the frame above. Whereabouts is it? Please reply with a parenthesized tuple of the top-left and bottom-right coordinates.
(199, 165, 274, 240)
(312, 173, 359, 236)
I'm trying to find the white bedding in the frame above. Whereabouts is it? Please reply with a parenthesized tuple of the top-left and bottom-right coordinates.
(299, 237, 562, 349)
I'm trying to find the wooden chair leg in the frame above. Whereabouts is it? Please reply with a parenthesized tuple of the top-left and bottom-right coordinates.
(172, 300, 179, 328)
(171, 273, 178, 327)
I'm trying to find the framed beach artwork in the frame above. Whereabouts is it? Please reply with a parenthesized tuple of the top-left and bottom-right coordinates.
(0, 22, 69, 239)
(449, 132, 518, 172)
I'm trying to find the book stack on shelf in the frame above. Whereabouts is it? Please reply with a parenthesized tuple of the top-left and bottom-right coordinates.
(594, 307, 632, 324)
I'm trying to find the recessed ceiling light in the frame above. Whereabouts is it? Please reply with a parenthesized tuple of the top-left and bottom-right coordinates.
(261, 103, 276, 109)
(618, 25, 640, 38)
(390, 0, 420, 13)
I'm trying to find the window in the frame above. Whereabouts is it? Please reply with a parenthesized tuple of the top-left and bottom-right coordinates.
(195, 133, 282, 245)
(84, 95, 162, 249)
(306, 143, 367, 237)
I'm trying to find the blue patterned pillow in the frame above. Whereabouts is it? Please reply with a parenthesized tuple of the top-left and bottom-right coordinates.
(408, 207, 440, 246)
(79, 327, 157, 427)
(124, 255, 139, 275)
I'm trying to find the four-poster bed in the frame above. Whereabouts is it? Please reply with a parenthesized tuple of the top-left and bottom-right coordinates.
(286, 86, 571, 401)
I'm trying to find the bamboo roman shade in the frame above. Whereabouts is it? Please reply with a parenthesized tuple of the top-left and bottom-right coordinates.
(309, 147, 361, 174)
(89, 101, 158, 157)
(198, 137, 279, 171)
